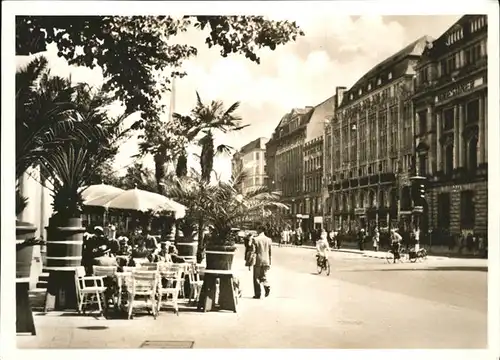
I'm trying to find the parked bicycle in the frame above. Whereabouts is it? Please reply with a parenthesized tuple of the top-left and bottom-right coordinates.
(408, 247, 428, 263)
(316, 254, 331, 275)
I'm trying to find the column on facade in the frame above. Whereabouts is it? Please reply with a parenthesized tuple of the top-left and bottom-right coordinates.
(458, 103, 465, 168)
(386, 103, 391, 165)
(375, 110, 380, 165)
(478, 94, 485, 165)
(339, 114, 343, 170)
(436, 111, 442, 172)
(453, 105, 459, 169)
(484, 94, 488, 162)
(427, 105, 434, 174)
(365, 110, 370, 164)
(356, 112, 360, 175)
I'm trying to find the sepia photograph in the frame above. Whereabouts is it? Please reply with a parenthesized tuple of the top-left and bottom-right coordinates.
(1, 0, 499, 357)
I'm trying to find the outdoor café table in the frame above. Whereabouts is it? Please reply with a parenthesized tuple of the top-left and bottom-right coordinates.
(197, 269, 237, 313)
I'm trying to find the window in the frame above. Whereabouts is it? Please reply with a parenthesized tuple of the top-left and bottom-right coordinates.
(444, 144, 454, 175)
(369, 114, 377, 160)
(379, 111, 388, 157)
(467, 137, 478, 172)
(377, 78, 382, 85)
(358, 88, 362, 95)
(255, 152, 260, 161)
(418, 110, 427, 135)
(368, 83, 372, 91)
(443, 108, 454, 131)
(464, 42, 482, 65)
(460, 190, 475, 228)
(359, 120, 367, 162)
(388, 72, 393, 80)
(390, 107, 398, 153)
(466, 99, 479, 124)
(437, 193, 451, 229)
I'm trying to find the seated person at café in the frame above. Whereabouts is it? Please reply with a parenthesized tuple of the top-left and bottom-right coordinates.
(129, 239, 151, 267)
(116, 236, 132, 256)
(169, 245, 186, 263)
(145, 234, 159, 251)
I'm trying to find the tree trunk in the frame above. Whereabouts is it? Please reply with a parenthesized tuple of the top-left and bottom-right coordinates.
(176, 152, 188, 178)
(154, 149, 167, 194)
(200, 133, 214, 182)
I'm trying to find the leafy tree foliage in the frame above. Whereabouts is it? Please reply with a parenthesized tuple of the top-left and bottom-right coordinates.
(16, 16, 304, 126)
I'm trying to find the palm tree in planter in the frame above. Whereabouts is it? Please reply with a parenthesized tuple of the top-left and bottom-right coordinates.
(15, 56, 89, 285)
(165, 169, 209, 261)
(202, 170, 288, 271)
(38, 87, 131, 310)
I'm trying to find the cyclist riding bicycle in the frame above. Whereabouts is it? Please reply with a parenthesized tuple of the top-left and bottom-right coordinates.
(390, 229, 403, 264)
(316, 230, 330, 267)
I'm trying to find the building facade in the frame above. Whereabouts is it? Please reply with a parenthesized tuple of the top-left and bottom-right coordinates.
(303, 137, 323, 231)
(329, 36, 433, 235)
(266, 107, 313, 228)
(412, 15, 488, 239)
(231, 137, 269, 195)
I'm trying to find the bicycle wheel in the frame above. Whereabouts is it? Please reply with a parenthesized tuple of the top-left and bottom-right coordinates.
(385, 250, 394, 264)
(418, 248, 428, 261)
(317, 261, 323, 274)
(325, 260, 331, 276)
(398, 248, 407, 263)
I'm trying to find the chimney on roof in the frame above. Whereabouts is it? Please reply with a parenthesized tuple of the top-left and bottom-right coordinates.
(335, 87, 347, 107)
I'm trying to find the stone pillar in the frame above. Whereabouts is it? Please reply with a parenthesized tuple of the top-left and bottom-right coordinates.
(427, 105, 433, 174)
(339, 115, 343, 169)
(453, 105, 459, 169)
(458, 103, 465, 168)
(386, 104, 391, 158)
(366, 110, 370, 161)
(478, 95, 484, 165)
(484, 94, 488, 162)
(436, 110, 442, 172)
(356, 113, 360, 172)
(415, 112, 420, 137)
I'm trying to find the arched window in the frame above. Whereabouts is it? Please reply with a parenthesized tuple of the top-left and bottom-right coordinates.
(368, 191, 375, 207)
(359, 191, 365, 208)
(350, 193, 356, 211)
(467, 137, 478, 172)
(444, 144, 454, 175)
(379, 190, 386, 208)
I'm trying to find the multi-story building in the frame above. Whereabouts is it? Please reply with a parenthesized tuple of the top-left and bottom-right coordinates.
(303, 95, 338, 232)
(329, 36, 433, 235)
(412, 15, 487, 238)
(231, 137, 269, 195)
(266, 107, 314, 228)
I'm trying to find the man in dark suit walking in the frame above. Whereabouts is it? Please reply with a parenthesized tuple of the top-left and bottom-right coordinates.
(252, 225, 272, 299)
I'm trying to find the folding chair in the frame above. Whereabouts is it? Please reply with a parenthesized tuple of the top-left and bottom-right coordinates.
(188, 263, 205, 305)
(75, 266, 106, 316)
(93, 265, 118, 310)
(127, 270, 158, 320)
(157, 263, 183, 315)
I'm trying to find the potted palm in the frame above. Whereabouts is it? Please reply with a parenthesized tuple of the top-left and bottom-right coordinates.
(39, 87, 130, 310)
(203, 170, 288, 270)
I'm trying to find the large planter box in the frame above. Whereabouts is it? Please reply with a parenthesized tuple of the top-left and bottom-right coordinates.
(16, 221, 37, 280)
(205, 246, 236, 271)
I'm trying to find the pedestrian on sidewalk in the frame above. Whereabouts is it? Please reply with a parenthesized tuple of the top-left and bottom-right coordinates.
(252, 225, 272, 299)
(357, 228, 366, 251)
(372, 228, 380, 252)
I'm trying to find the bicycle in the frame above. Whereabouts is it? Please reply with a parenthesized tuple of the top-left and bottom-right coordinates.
(408, 247, 428, 263)
(316, 254, 331, 275)
(385, 246, 407, 264)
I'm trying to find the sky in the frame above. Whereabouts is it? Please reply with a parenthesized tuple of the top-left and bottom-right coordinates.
(15, 14, 461, 180)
